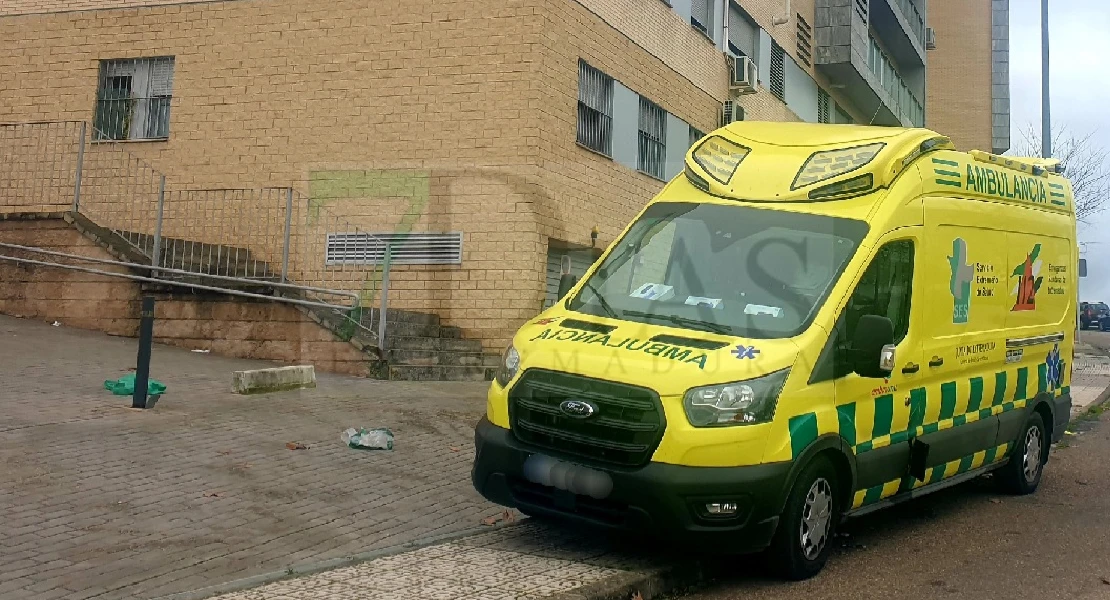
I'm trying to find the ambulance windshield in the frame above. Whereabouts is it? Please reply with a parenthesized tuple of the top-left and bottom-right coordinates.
(567, 201, 869, 339)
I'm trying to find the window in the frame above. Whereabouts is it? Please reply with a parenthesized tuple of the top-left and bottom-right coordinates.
(690, 125, 705, 148)
(812, 240, 914, 382)
(844, 240, 915, 345)
(796, 14, 813, 67)
(691, 0, 713, 37)
(836, 106, 853, 124)
(728, 1, 758, 59)
(567, 201, 869, 339)
(818, 89, 831, 124)
(94, 57, 175, 141)
(576, 60, 614, 156)
(637, 97, 666, 180)
(769, 41, 786, 101)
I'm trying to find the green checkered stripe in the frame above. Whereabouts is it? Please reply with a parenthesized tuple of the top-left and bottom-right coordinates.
(785, 364, 1068, 503)
(852, 441, 1012, 509)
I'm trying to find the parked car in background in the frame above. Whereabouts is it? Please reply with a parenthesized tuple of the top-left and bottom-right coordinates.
(1080, 301, 1109, 329)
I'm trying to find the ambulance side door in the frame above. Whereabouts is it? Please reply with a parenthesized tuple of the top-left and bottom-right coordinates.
(917, 207, 1008, 486)
(813, 229, 925, 510)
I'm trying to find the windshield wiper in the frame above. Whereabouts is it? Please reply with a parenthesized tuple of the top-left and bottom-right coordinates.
(622, 310, 733, 336)
(582, 279, 620, 320)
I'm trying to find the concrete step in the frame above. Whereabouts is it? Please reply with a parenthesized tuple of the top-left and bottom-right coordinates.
(388, 364, 496, 382)
(388, 335, 484, 353)
(388, 349, 488, 367)
(379, 321, 465, 340)
(364, 309, 441, 327)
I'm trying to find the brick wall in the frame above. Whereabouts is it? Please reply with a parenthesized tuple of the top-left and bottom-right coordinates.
(925, 0, 993, 152)
(0, 0, 818, 351)
(0, 217, 373, 375)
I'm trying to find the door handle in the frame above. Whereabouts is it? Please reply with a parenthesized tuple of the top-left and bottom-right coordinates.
(902, 362, 920, 374)
(929, 356, 944, 367)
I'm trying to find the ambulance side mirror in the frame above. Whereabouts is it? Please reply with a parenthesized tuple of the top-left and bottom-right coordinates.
(851, 315, 895, 379)
(1079, 258, 1088, 278)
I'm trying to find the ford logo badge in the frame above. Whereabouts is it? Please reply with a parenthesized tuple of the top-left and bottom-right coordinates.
(559, 399, 597, 419)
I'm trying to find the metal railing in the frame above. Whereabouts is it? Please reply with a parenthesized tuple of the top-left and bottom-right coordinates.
(0, 120, 396, 347)
(0, 121, 84, 214)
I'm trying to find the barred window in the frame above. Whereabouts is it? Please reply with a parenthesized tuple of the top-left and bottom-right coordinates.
(637, 97, 666, 180)
(818, 89, 831, 123)
(94, 57, 175, 141)
(691, 0, 713, 36)
(577, 60, 614, 156)
(690, 125, 705, 148)
(769, 42, 786, 101)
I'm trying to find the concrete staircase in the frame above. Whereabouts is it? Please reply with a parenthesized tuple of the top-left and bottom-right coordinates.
(64, 212, 499, 382)
(364, 309, 500, 382)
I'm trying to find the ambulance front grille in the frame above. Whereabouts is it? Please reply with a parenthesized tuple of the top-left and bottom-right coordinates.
(508, 369, 666, 468)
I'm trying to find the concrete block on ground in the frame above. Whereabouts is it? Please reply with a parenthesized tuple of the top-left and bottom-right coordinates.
(232, 365, 316, 394)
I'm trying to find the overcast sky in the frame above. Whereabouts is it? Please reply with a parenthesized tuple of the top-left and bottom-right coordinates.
(1006, 0, 1110, 300)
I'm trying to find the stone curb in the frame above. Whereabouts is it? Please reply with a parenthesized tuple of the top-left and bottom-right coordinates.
(543, 560, 706, 600)
(148, 521, 528, 600)
(231, 365, 316, 394)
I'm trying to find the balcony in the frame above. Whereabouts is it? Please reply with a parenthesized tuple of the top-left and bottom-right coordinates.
(814, 0, 924, 127)
(869, 0, 926, 68)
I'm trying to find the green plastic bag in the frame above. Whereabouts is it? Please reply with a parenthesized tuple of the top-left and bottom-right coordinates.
(104, 373, 166, 397)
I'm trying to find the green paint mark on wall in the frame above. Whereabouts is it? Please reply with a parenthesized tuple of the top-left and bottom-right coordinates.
(307, 169, 432, 305)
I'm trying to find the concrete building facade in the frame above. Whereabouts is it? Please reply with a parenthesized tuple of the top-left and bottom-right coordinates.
(0, 0, 1003, 356)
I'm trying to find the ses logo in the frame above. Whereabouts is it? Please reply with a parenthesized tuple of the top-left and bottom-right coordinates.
(948, 238, 973, 324)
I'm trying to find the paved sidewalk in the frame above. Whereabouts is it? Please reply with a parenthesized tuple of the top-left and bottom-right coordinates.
(203, 522, 677, 600)
(1070, 343, 1110, 416)
(0, 315, 497, 600)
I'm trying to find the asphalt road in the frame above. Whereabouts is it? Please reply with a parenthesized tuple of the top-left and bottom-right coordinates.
(677, 410, 1110, 600)
(1081, 329, 1110, 355)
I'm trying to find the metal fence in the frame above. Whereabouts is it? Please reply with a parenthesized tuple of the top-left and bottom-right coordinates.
(0, 120, 395, 345)
(0, 121, 84, 214)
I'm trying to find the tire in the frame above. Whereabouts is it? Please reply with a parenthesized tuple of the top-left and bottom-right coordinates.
(765, 457, 839, 580)
(996, 411, 1047, 495)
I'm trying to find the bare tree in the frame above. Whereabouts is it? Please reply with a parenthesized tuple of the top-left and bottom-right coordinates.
(1010, 123, 1110, 223)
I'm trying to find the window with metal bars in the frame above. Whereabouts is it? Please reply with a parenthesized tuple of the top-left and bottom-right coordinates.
(637, 97, 666, 180)
(796, 14, 813, 67)
(576, 60, 614, 156)
(769, 42, 786, 101)
(818, 89, 831, 123)
(94, 57, 175, 141)
(691, 0, 713, 37)
(690, 125, 705, 148)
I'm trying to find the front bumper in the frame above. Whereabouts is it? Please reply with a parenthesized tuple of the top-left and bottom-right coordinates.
(471, 417, 791, 552)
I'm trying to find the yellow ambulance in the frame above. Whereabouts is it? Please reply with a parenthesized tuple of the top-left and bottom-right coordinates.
(471, 122, 1078, 579)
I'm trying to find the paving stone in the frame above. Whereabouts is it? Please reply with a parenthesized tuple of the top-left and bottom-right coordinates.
(0, 315, 500, 600)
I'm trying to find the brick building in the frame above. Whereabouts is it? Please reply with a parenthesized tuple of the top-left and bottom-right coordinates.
(0, 0, 1006, 360)
(925, 0, 1011, 153)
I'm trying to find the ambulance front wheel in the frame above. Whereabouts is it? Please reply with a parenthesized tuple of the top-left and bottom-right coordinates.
(766, 456, 839, 580)
(996, 411, 1047, 495)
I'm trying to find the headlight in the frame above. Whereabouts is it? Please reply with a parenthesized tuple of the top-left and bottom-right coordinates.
(683, 369, 790, 427)
(495, 344, 520, 387)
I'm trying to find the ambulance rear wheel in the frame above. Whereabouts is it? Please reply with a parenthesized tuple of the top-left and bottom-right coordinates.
(766, 456, 838, 580)
(996, 411, 1047, 495)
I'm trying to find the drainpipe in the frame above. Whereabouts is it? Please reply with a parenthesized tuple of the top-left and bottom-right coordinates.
(772, 0, 790, 25)
(723, 0, 730, 53)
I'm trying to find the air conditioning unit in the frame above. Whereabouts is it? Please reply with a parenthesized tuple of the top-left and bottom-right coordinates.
(925, 27, 937, 50)
(728, 54, 758, 95)
(721, 100, 745, 127)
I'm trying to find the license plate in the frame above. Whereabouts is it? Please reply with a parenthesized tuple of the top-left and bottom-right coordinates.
(522, 453, 614, 500)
